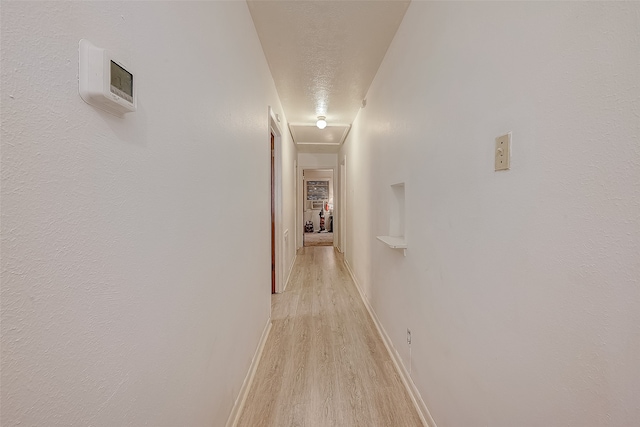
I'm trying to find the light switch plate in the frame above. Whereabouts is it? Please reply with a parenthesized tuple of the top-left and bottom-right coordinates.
(495, 132, 511, 171)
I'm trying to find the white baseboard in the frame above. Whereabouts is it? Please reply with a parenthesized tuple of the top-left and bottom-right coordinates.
(225, 319, 272, 427)
(343, 259, 437, 427)
(281, 253, 297, 293)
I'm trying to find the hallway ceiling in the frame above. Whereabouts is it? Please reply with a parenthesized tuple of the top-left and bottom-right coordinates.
(247, 0, 410, 152)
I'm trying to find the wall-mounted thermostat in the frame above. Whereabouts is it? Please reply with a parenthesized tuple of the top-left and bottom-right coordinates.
(79, 39, 136, 116)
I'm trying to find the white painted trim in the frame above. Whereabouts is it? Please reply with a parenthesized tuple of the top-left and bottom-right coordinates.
(296, 165, 304, 250)
(294, 159, 298, 258)
(338, 157, 346, 255)
(343, 259, 437, 427)
(298, 165, 337, 251)
(281, 252, 296, 294)
(225, 319, 272, 427)
(269, 106, 285, 294)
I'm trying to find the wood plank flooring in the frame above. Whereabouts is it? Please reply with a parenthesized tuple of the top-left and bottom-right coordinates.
(236, 246, 423, 427)
(303, 232, 334, 247)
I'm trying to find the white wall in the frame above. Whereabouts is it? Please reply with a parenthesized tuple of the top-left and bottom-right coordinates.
(0, 2, 296, 426)
(298, 153, 338, 170)
(342, 2, 640, 426)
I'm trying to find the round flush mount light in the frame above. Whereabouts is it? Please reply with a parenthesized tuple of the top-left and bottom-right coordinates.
(316, 116, 327, 129)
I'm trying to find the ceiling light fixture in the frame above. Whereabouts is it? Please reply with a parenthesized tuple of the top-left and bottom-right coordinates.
(316, 116, 327, 129)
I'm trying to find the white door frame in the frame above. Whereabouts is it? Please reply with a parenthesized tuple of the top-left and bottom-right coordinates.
(269, 106, 285, 294)
(339, 156, 346, 254)
(298, 166, 336, 249)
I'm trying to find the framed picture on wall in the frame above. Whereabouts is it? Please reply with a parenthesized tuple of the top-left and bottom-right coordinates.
(307, 180, 329, 200)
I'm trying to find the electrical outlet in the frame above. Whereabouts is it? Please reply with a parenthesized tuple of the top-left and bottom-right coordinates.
(495, 132, 511, 171)
(407, 329, 412, 345)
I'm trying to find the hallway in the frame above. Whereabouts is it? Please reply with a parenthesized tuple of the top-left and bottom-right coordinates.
(237, 247, 423, 427)
(2, 2, 638, 426)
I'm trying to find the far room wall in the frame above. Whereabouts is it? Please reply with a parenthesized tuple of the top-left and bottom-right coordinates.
(297, 153, 338, 248)
(303, 169, 334, 232)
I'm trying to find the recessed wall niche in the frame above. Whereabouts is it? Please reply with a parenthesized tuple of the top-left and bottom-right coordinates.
(376, 182, 407, 254)
(389, 182, 405, 238)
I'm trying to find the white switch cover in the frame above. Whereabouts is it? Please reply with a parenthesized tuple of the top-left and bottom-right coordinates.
(495, 132, 511, 171)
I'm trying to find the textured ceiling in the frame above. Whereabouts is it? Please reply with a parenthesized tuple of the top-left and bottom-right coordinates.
(247, 0, 410, 148)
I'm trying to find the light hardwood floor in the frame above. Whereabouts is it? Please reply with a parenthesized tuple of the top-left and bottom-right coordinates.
(236, 246, 423, 427)
(303, 232, 334, 247)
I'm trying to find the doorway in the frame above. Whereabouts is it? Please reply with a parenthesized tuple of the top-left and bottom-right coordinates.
(303, 169, 334, 247)
(271, 132, 276, 293)
(340, 158, 346, 254)
(267, 107, 284, 294)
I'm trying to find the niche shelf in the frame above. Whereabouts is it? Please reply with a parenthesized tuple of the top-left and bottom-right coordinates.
(376, 182, 406, 256)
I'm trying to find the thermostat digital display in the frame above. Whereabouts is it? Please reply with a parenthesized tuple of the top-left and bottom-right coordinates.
(110, 61, 133, 103)
(79, 39, 136, 116)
